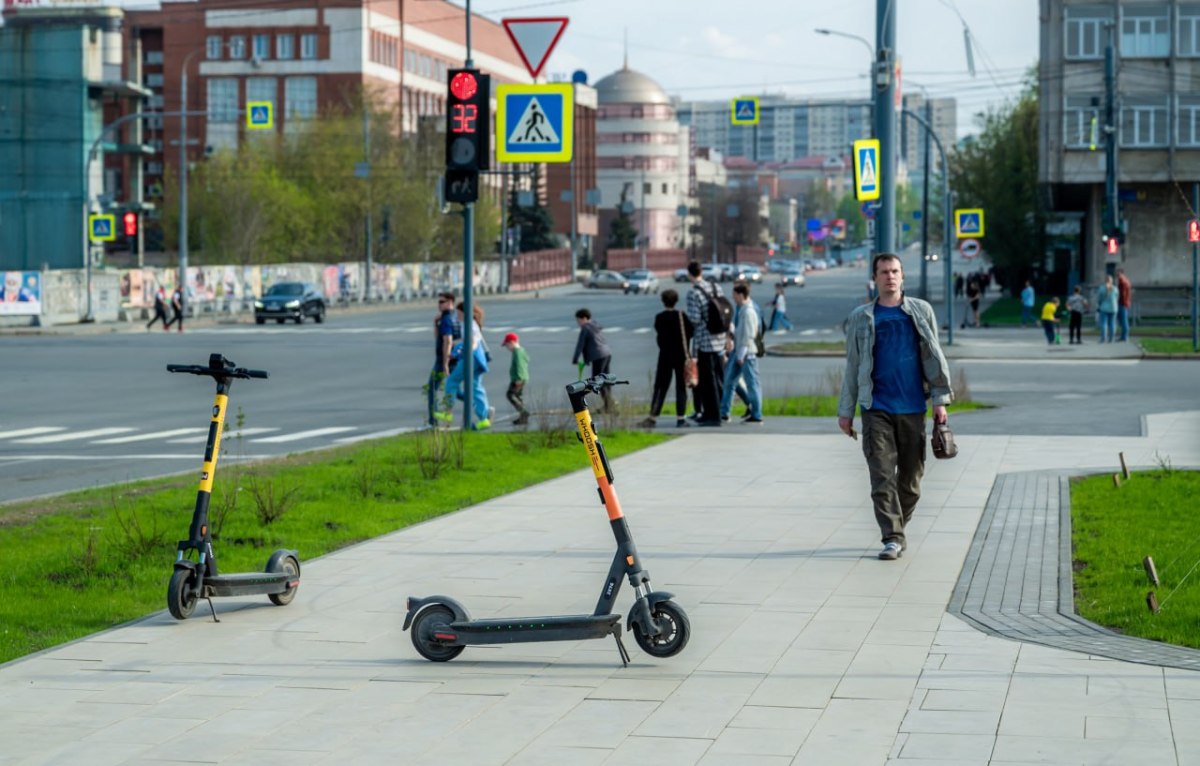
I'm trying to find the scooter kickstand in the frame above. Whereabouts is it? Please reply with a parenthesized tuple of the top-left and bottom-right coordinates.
(204, 597, 220, 623)
(614, 632, 630, 667)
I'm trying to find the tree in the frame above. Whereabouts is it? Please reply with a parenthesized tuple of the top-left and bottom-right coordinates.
(509, 200, 558, 252)
(608, 185, 638, 250)
(949, 73, 1044, 292)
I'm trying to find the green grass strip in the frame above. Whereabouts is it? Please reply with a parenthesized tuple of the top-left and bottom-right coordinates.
(0, 429, 668, 665)
(1140, 338, 1200, 356)
(640, 396, 987, 418)
(1072, 468, 1200, 649)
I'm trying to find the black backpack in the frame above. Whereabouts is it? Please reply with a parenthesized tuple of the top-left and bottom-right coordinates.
(703, 284, 733, 334)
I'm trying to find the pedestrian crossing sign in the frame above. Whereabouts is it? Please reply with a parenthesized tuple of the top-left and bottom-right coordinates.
(955, 208, 985, 238)
(496, 83, 573, 163)
(246, 101, 274, 130)
(731, 97, 759, 125)
(88, 213, 116, 242)
(853, 139, 881, 202)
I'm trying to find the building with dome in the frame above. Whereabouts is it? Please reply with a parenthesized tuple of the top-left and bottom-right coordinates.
(593, 64, 691, 261)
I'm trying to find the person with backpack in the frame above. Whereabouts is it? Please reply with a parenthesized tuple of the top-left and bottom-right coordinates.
(147, 286, 169, 331)
(719, 283, 764, 424)
(684, 261, 730, 427)
(571, 307, 615, 412)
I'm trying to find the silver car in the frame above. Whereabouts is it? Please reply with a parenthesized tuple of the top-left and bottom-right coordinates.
(776, 266, 807, 287)
(620, 269, 660, 294)
(585, 270, 630, 290)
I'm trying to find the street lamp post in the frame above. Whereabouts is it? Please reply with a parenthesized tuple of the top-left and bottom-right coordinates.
(177, 47, 206, 298)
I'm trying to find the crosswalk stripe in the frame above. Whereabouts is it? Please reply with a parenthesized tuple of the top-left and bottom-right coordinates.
(0, 427, 67, 440)
(15, 427, 135, 444)
(252, 426, 357, 444)
(167, 427, 279, 444)
(93, 428, 208, 444)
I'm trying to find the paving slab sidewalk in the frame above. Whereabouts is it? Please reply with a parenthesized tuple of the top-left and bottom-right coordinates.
(2, 407, 1198, 765)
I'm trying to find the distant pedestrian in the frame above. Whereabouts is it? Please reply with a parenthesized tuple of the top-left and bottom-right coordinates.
(443, 301, 493, 430)
(1040, 297, 1062, 345)
(719, 283, 764, 424)
(685, 261, 727, 426)
(1066, 285, 1089, 344)
(768, 283, 793, 331)
(572, 307, 615, 412)
(1020, 281, 1035, 327)
(962, 278, 981, 328)
(501, 332, 530, 426)
(838, 253, 953, 561)
(641, 289, 693, 429)
(953, 272, 964, 299)
(1116, 267, 1133, 342)
(428, 291, 460, 428)
(164, 286, 185, 332)
(1096, 274, 1118, 343)
(147, 286, 169, 331)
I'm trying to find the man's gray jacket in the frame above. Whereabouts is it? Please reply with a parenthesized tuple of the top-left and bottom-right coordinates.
(837, 295, 953, 419)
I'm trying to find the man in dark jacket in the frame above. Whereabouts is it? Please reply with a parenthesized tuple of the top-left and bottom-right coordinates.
(572, 307, 615, 411)
(640, 289, 693, 428)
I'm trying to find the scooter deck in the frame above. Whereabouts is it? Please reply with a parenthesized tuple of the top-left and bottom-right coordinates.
(205, 572, 294, 598)
(449, 613, 621, 645)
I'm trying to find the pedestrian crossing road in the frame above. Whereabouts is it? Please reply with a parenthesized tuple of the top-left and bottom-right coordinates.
(177, 323, 837, 337)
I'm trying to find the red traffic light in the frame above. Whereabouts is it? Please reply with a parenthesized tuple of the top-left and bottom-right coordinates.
(123, 212, 138, 237)
(449, 71, 478, 101)
(1106, 236, 1119, 255)
(1189, 219, 1200, 243)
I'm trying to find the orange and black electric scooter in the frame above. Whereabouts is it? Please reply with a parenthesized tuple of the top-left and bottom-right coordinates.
(165, 354, 300, 621)
(404, 373, 690, 665)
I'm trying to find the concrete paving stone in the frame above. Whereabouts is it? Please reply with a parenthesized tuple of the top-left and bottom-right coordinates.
(899, 732, 998, 760)
(602, 734, 714, 764)
(17, 739, 155, 766)
(698, 610, 814, 675)
(587, 676, 683, 702)
(535, 699, 659, 749)
(920, 688, 1011, 711)
(1084, 713, 1174, 740)
(507, 744, 612, 766)
(727, 704, 822, 732)
(864, 628, 939, 647)
(990, 734, 1091, 763)
(633, 672, 762, 740)
(901, 708, 1002, 735)
(81, 714, 206, 745)
(997, 706, 1085, 737)
(134, 706, 301, 762)
(705, 724, 810, 757)
(885, 760, 990, 766)
(697, 754, 791, 765)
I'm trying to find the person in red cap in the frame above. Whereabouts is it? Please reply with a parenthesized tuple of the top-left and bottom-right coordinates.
(501, 332, 530, 426)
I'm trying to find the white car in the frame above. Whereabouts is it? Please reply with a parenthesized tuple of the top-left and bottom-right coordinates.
(776, 266, 806, 287)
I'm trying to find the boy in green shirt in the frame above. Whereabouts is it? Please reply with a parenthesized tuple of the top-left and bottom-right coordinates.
(502, 332, 530, 426)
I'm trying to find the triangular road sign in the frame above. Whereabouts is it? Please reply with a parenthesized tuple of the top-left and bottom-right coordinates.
(507, 96, 561, 145)
(502, 17, 569, 79)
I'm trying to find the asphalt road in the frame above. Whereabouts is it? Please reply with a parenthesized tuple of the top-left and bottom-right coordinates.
(2, 253, 1197, 503)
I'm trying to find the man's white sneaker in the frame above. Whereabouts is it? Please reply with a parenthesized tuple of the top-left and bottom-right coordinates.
(878, 542, 902, 560)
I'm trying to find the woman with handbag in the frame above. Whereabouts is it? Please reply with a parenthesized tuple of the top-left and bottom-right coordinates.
(640, 289, 695, 428)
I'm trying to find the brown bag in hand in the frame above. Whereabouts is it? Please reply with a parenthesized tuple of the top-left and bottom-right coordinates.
(679, 312, 699, 388)
(931, 422, 958, 459)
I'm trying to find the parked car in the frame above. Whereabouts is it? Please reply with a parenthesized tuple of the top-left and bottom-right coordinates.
(254, 281, 327, 324)
(674, 268, 691, 282)
(620, 268, 660, 294)
(717, 263, 736, 282)
(701, 264, 722, 282)
(776, 266, 807, 287)
(733, 263, 764, 283)
(585, 270, 630, 290)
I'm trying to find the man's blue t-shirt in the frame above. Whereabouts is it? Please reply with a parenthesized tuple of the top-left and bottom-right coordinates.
(434, 309, 460, 368)
(869, 303, 926, 415)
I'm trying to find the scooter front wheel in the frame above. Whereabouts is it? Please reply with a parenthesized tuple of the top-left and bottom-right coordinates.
(410, 604, 465, 662)
(167, 569, 198, 620)
(633, 600, 690, 658)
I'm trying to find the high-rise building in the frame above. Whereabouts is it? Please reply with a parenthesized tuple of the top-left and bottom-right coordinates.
(676, 96, 872, 163)
(900, 93, 957, 176)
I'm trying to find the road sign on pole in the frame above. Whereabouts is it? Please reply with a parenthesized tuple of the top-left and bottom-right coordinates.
(502, 17, 569, 79)
(246, 101, 273, 130)
(955, 208, 985, 238)
(88, 214, 116, 242)
(853, 139, 880, 202)
(731, 97, 759, 125)
(959, 237, 981, 260)
(496, 83, 573, 163)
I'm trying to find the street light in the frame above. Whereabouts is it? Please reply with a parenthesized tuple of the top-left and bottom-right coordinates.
(814, 27, 874, 62)
(177, 46, 207, 301)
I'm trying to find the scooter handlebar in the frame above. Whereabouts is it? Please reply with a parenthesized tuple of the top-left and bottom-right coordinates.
(167, 355, 269, 381)
(565, 373, 627, 398)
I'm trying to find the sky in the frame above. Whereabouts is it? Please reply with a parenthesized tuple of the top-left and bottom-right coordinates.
(465, 0, 1040, 139)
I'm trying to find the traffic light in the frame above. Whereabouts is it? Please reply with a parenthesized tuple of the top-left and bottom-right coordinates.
(1102, 229, 1120, 255)
(445, 68, 491, 173)
(123, 211, 138, 237)
(1189, 219, 1200, 243)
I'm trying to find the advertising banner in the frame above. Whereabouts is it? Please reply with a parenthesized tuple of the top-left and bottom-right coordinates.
(0, 271, 42, 315)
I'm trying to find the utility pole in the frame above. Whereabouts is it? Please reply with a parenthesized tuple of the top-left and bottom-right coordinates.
(363, 105, 373, 302)
(1103, 22, 1119, 269)
(874, 0, 897, 255)
(461, 0, 476, 431)
(919, 98, 932, 300)
(1193, 183, 1198, 352)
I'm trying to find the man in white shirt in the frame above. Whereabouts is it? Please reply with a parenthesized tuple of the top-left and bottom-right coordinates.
(719, 283, 764, 424)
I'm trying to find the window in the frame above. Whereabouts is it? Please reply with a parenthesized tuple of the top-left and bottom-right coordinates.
(277, 34, 294, 60)
(286, 76, 317, 121)
(146, 73, 163, 87)
(300, 33, 318, 60)
(146, 162, 163, 176)
(253, 34, 270, 60)
(206, 35, 223, 60)
(1121, 5, 1169, 57)
(1179, 95, 1200, 145)
(207, 78, 238, 123)
(228, 35, 245, 60)
(661, 183, 668, 194)
(1181, 4, 1200, 56)
(247, 77, 276, 113)
(144, 50, 163, 65)
(1065, 5, 1110, 59)
(643, 182, 652, 195)
(1120, 96, 1168, 146)
(1064, 94, 1101, 148)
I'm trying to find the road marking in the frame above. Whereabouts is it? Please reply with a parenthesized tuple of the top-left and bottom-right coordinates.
(962, 359, 1140, 366)
(252, 426, 357, 444)
(93, 428, 208, 444)
(0, 427, 67, 440)
(167, 426, 279, 444)
(15, 427, 135, 444)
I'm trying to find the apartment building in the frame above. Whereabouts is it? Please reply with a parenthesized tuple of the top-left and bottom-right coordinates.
(1039, 0, 1200, 288)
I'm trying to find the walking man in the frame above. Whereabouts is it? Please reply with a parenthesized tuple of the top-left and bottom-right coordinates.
(571, 308, 615, 411)
(1020, 280, 1035, 327)
(1116, 267, 1133, 342)
(719, 283, 764, 424)
(838, 253, 953, 561)
(164, 286, 185, 333)
(684, 261, 728, 426)
(147, 286, 169, 331)
(428, 291, 460, 427)
(768, 283, 793, 331)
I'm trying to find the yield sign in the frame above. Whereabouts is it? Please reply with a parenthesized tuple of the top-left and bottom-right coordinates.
(502, 17, 569, 79)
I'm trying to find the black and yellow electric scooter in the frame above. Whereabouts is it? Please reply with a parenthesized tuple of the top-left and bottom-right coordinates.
(165, 354, 300, 621)
(404, 373, 690, 665)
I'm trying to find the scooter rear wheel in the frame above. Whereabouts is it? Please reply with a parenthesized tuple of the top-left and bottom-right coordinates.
(410, 604, 465, 662)
(267, 553, 301, 606)
(167, 569, 198, 620)
(633, 600, 690, 658)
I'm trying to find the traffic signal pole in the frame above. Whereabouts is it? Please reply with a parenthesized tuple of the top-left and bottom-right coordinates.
(462, 0, 476, 432)
(874, 0, 897, 256)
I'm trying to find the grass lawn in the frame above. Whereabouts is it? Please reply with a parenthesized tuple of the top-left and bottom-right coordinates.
(979, 297, 1024, 325)
(645, 397, 989, 419)
(1140, 338, 1200, 355)
(770, 340, 846, 354)
(1072, 468, 1200, 649)
(0, 428, 668, 665)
